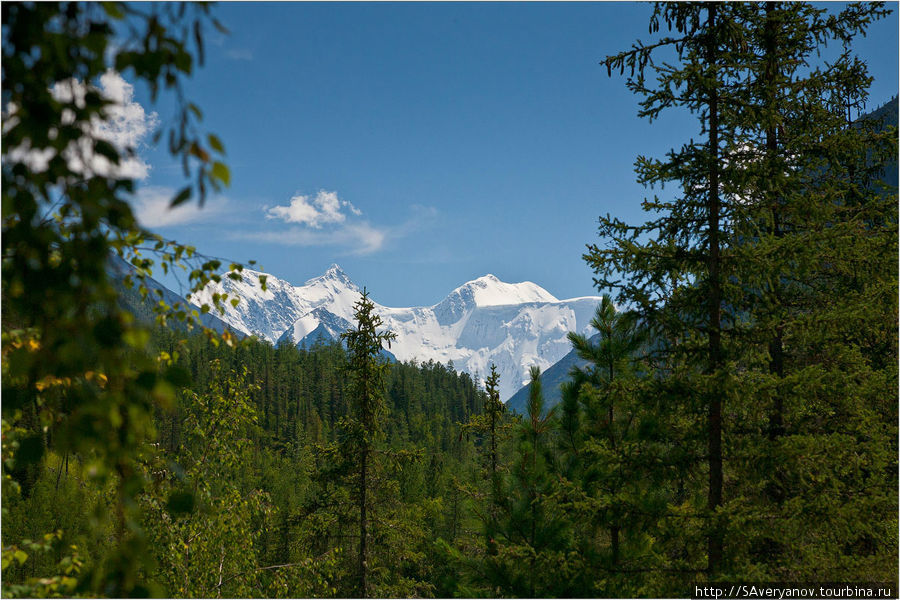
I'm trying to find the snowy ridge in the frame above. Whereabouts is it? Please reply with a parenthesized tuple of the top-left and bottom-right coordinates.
(194, 265, 601, 401)
(189, 264, 361, 343)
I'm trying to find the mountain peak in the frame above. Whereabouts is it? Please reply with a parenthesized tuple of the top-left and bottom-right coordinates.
(456, 273, 558, 307)
(306, 263, 355, 288)
(431, 273, 560, 325)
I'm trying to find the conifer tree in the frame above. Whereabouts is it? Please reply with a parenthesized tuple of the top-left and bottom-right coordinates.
(340, 289, 396, 598)
(476, 363, 509, 561)
(483, 365, 503, 497)
(592, 0, 896, 586)
(485, 366, 574, 597)
(458, 363, 512, 552)
(595, 3, 741, 576)
(565, 297, 644, 572)
(721, 2, 897, 580)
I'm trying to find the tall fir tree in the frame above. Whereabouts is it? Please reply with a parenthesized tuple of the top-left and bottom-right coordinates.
(722, 2, 897, 580)
(591, 0, 896, 588)
(483, 366, 577, 597)
(340, 289, 396, 598)
(483, 364, 504, 504)
(561, 296, 646, 592)
(472, 363, 509, 551)
(595, 3, 742, 578)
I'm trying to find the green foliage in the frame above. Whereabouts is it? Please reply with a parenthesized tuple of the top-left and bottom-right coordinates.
(460, 364, 513, 520)
(140, 362, 272, 597)
(140, 298, 485, 598)
(1, 531, 84, 599)
(556, 299, 668, 595)
(120, 326, 486, 597)
(1, 3, 258, 595)
(583, 1, 897, 594)
(340, 289, 397, 450)
(481, 367, 573, 598)
(338, 289, 426, 598)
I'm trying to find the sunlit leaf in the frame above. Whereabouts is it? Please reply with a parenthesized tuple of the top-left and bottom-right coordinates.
(211, 161, 230, 186)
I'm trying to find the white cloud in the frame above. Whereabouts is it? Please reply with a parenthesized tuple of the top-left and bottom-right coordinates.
(265, 190, 361, 228)
(246, 189, 387, 254)
(95, 71, 158, 153)
(236, 221, 387, 255)
(4, 70, 158, 180)
(133, 186, 227, 228)
(236, 195, 438, 256)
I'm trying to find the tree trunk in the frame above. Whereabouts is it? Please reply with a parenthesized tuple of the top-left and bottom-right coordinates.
(764, 2, 786, 444)
(705, 2, 724, 576)
(359, 445, 368, 598)
(609, 357, 619, 566)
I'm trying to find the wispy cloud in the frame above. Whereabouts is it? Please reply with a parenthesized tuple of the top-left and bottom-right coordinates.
(236, 190, 436, 256)
(396, 204, 439, 234)
(133, 186, 228, 228)
(236, 221, 387, 255)
(224, 48, 254, 61)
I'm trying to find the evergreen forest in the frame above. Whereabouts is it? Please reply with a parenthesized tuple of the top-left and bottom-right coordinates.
(2, 2, 897, 598)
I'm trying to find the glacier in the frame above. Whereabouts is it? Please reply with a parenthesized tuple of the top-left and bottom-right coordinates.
(191, 264, 601, 401)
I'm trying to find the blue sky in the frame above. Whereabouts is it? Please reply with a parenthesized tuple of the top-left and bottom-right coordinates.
(130, 2, 899, 307)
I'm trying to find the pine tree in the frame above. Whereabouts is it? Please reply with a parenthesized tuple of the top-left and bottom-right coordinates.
(592, 0, 896, 587)
(483, 365, 503, 497)
(340, 289, 396, 598)
(483, 366, 576, 597)
(721, 2, 898, 580)
(458, 363, 513, 557)
(595, 3, 741, 577)
(564, 297, 645, 577)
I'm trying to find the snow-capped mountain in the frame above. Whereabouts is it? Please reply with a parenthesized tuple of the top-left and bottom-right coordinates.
(275, 306, 354, 348)
(190, 264, 360, 343)
(191, 265, 601, 401)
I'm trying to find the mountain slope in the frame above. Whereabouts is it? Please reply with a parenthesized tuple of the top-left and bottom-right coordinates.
(862, 96, 898, 189)
(107, 253, 234, 335)
(505, 334, 597, 414)
(195, 265, 602, 400)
